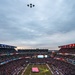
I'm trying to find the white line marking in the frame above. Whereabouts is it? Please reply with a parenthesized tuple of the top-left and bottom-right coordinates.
(46, 64, 54, 75)
(21, 64, 29, 75)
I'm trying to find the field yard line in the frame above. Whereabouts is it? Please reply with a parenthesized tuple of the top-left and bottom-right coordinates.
(21, 64, 29, 75)
(46, 64, 54, 75)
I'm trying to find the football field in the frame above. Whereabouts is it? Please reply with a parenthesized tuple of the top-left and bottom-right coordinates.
(22, 64, 53, 75)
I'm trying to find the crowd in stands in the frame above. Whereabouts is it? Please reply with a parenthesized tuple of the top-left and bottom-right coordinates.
(0, 54, 30, 63)
(0, 48, 16, 54)
(59, 48, 75, 54)
(29, 58, 48, 64)
(0, 59, 28, 75)
(55, 54, 75, 60)
(0, 47, 29, 75)
(48, 58, 75, 75)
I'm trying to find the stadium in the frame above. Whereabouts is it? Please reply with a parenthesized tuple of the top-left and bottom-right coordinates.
(0, 0, 75, 75)
(0, 43, 75, 75)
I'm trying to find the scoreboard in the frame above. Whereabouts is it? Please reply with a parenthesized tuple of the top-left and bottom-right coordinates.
(37, 55, 48, 58)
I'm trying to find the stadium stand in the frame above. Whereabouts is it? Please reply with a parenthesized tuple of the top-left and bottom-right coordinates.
(0, 43, 75, 75)
(58, 48, 75, 54)
(48, 58, 75, 75)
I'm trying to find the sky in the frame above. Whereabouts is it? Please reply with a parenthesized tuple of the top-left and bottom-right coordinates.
(0, 0, 75, 50)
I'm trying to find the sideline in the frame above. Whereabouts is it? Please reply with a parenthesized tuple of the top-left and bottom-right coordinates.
(21, 64, 29, 75)
(46, 64, 54, 75)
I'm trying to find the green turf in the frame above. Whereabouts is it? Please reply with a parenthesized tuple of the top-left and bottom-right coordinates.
(23, 64, 52, 75)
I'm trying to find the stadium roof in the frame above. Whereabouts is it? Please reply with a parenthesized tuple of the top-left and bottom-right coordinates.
(0, 44, 17, 48)
(58, 43, 75, 48)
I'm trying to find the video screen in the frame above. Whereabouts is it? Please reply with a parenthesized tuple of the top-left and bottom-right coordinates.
(37, 55, 44, 58)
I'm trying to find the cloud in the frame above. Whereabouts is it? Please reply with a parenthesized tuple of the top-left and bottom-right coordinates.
(0, 0, 75, 49)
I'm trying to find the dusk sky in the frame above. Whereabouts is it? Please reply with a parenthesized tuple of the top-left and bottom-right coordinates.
(0, 0, 75, 50)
